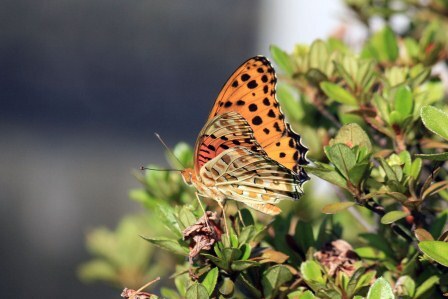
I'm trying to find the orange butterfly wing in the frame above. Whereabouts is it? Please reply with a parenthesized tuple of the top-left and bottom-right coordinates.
(207, 56, 309, 183)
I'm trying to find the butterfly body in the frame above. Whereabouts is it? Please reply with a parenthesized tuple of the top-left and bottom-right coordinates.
(180, 56, 309, 215)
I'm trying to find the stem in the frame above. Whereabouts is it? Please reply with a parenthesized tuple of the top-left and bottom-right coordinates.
(364, 199, 414, 243)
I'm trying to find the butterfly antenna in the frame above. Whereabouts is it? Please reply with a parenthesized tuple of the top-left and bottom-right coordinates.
(154, 132, 186, 168)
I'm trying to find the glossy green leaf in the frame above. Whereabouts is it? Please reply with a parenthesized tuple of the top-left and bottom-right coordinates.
(379, 158, 399, 182)
(326, 144, 356, 179)
(300, 261, 325, 284)
(330, 123, 372, 153)
(239, 243, 251, 261)
(288, 290, 316, 299)
(302, 164, 348, 189)
(262, 265, 293, 298)
(201, 267, 218, 296)
(410, 158, 422, 180)
(185, 282, 209, 299)
(381, 211, 409, 224)
(348, 162, 370, 186)
(231, 260, 260, 271)
(321, 202, 355, 214)
(414, 275, 440, 298)
(219, 277, 235, 296)
(366, 277, 394, 299)
(320, 81, 357, 105)
(418, 241, 448, 267)
(237, 273, 261, 298)
(421, 105, 448, 141)
(395, 85, 413, 117)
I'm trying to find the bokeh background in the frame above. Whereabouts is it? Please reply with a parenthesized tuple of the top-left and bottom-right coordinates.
(1, 1, 346, 297)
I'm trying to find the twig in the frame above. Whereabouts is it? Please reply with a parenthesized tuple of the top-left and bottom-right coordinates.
(364, 199, 414, 243)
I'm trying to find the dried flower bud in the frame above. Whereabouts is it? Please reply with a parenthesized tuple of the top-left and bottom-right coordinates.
(121, 288, 154, 299)
(183, 211, 222, 261)
(314, 239, 359, 277)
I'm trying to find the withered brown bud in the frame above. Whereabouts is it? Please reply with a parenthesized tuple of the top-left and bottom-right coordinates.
(314, 239, 359, 277)
(121, 288, 153, 299)
(183, 211, 222, 261)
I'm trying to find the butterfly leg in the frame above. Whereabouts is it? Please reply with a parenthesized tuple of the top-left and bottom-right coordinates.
(235, 202, 246, 227)
(195, 192, 212, 232)
(216, 199, 230, 239)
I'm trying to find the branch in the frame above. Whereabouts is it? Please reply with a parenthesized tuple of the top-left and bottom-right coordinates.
(364, 199, 414, 243)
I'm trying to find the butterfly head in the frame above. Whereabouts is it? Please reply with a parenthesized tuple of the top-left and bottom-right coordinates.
(181, 168, 195, 185)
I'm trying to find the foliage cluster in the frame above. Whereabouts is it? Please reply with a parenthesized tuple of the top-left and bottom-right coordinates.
(79, 1, 448, 298)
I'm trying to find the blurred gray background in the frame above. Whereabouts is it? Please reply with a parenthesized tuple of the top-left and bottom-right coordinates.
(0, 0, 342, 297)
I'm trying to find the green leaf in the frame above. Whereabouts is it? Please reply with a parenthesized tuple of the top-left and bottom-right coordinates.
(231, 260, 260, 271)
(395, 85, 413, 117)
(399, 151, 412, 176)
(271, 45, 294, 76)
(239, 243, 252, 261)
(348, 162, 370, 186)
(219, 277, 234, 296)
(172, 142, 193, 168)
(320, 82, 357, 105)
(346, 267, 367, 297)
(321, 202, 355, 214)
(161, 288, 181, 299)
(330, 123, 372, 153)
(154, 204, 182, 238)
(277, 84, 304, 121)
(177, 206, 197, 231)
(302, 164, 348, 189)
(379, 159, 399, 182)
(309, 40, 329, 71)
(185, 282, 209, 299)
(300, 261, 325, 284)
(418, 241, 448, 267)
(201, 267, 218, 296)
(236, 273, 261, 298)
(141, 237, 189, 256)
(222, 248, 241, 264)
(410, 158, 422, 180)
(415, 152, 448, 161)
(262, 265, 293, 299)
(382, 27, 399, 61)
(366, 277, 394, 299)
(201, 253, 228, 270)
(421, 105, 448, 141)
(238, 225, 255, 245)
(414, 275, 440, 299)
(381, 211, 408, 224)
(369, 27, 398, 61)
(288, 290, 316, 299)
(326, 144, 357, 179)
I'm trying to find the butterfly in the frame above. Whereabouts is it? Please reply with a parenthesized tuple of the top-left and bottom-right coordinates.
(181, 56, 309, 216)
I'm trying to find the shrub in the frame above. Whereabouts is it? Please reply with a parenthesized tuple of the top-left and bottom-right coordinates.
(79, 1, 448, 298)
